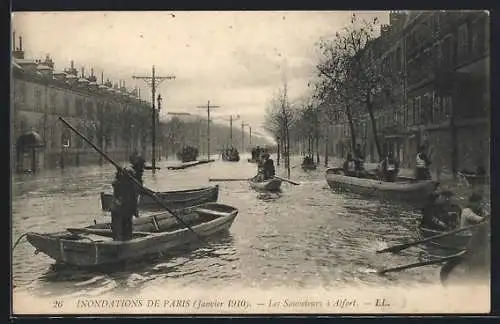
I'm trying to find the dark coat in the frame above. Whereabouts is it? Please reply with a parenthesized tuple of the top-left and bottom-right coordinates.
(263, 159, 275, 179)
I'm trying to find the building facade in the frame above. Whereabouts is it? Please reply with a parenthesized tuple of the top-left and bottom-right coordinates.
(329, 11, 490, 176)
(11, 37, 153, 172)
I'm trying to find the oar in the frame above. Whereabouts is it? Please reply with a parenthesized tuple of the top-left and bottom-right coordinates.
(273, 175, 300, 186)
(376, 219, 489, 254)
(209, 178, 251, 182)
(58, 116, 205, 242)
(144, 166, 161, 170)
(378, 251, 466, 275)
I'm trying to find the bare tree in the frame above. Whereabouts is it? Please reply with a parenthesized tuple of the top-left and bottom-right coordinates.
(314, 14, 401, 160)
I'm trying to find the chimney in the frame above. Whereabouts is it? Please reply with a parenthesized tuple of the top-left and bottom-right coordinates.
(71, 60, 74, 69)
(101, 71, 104, 84)
(81, 67, 85, 78)
(12, 34, 25, 59)
(91, 68, 94, 76)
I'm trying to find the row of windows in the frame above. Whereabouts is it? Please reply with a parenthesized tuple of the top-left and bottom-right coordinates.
(14, 82, 148, 119)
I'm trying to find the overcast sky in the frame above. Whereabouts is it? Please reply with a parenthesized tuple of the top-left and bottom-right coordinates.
(12, 11, 388, 141)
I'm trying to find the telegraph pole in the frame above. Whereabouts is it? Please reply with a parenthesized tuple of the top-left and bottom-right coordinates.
(248, 126, 252, 147)
(197, 101, 220, 160)
(221, 115, 240, 147)
(132, 65, 175, 173)
(241, 121, 249, 153)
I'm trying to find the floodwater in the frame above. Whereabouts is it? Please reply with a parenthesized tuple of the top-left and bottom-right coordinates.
(12, 154, 444, 298)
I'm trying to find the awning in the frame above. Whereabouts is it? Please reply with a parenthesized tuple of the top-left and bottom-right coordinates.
(16, 131, 45, 148)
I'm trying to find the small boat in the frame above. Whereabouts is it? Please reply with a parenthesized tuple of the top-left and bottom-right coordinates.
(26, 203, 238, 267)
(325, 168, 437, 208)
(221, 148, 240, 162)
(247, 158, 258, 163)
(439, 221, 490, 286)
(419, 226, 472, 251)
(176, 146, 199, 163)
(249, 176, 282, 192)
(301, 163, 317, 170)
(100, 185, 219, 211)
(457, 171, 489, 187)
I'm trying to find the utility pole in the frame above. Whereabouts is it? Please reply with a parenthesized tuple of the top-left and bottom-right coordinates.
(241, 121, 249, 153)
(248, 126, 252, 147)
(197, 101, 220, 160)
(221, 114, 240, 148)
(132, 65, 175, 173)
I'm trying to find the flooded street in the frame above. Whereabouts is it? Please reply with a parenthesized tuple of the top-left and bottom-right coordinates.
(12, 155, 443, 298)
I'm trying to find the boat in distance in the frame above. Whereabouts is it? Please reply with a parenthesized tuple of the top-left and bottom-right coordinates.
(26, 203, 238, 267)
(325, 168, 437, 208)
(100, 185, 219, 211)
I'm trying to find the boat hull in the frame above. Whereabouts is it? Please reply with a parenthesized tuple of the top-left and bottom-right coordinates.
(100, 185, 219, 211)
(302, 164, 317, 170)
(247, 159, 258, 163)
(325, 168, 437, 208)
(249, 178, 282, 192)
(420, 226, 471, 251)
(26, 203, 238, 267)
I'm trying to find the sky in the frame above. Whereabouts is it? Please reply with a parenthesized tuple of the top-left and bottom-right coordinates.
(12, 11, 389, 142)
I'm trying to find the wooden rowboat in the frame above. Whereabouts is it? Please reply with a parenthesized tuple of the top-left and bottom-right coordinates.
(249, 177, 282, 192)
(100, 185, 219, 211)
(419, 226, 472, 251)
(325, 168, 437, 208)
(247, 158, 258, 163)
(26, 203, 238, 267)
(301, 163, 317, 171)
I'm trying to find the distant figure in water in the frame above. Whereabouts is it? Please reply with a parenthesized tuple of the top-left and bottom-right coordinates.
(110, 168, 139, 241)
(415, 145, 432, 180)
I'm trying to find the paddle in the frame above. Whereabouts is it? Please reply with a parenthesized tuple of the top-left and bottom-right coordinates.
(376, 218, 489, 254)
(209, 178, 251, 182)
(273, 175, 300, 186)
(378, 251, 466, 275)
(58, 116, 204, 242)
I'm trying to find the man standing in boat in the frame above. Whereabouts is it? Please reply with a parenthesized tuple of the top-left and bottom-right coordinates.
(110, 168, 139, 241)
(262, 153, 276, 180)
(380, 152, 400, 182)
(343, 153, 357, 177)
(415, 145, 432, 180)
(353, 144, 365, 171)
